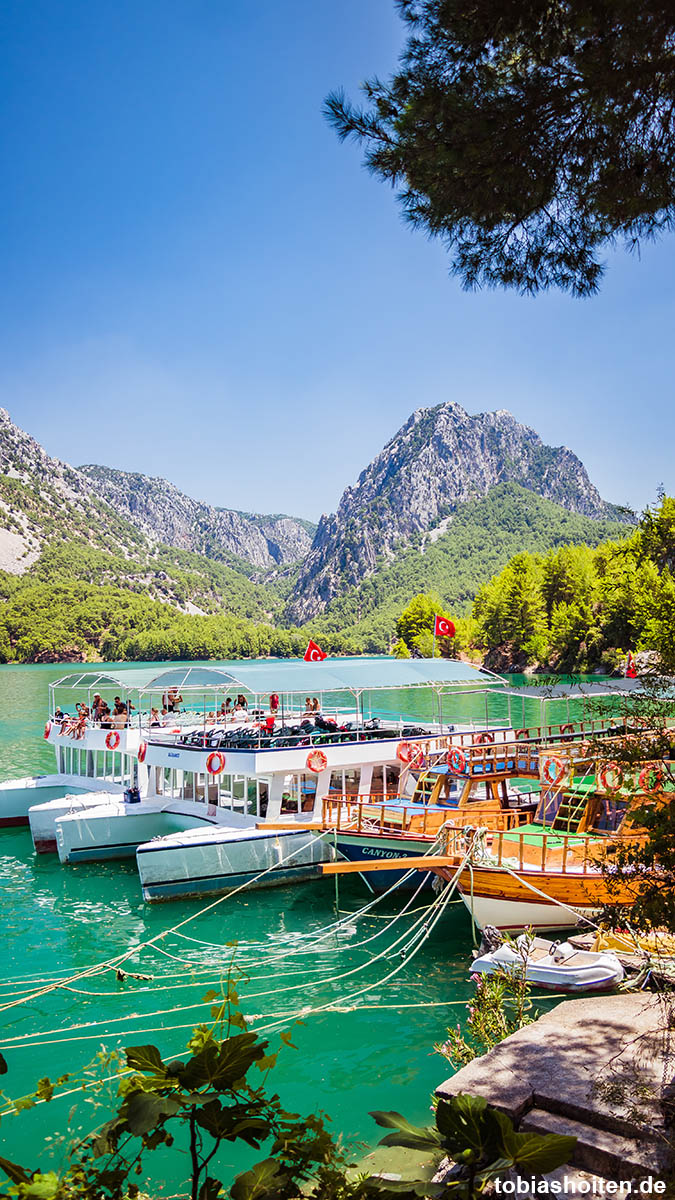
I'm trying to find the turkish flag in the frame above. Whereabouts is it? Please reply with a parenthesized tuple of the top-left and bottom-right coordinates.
(625, 651, 637, 679)
(304, 639, 327, 662)
(434, 615, 456, 638)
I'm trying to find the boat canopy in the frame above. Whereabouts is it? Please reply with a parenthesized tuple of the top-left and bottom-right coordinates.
(50, 657, 503, 697)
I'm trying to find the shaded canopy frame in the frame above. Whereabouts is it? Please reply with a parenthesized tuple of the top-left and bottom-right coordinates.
(499, 678, 675, 730)
(48, 658, 506, 725)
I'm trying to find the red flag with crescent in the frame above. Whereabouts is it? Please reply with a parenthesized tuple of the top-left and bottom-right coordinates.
(304, 639, 327, 662)
(625, 651, 637, 679)
(434, 615, 456, 638)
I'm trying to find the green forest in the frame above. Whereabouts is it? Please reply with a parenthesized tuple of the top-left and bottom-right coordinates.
(463, 496, 675, 672)
(2, 488, 672, 671)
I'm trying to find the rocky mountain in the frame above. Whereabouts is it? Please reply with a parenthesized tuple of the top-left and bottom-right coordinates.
(0, 408, 312, 579)
(79, 464, 314, 570)
(288, 402, 625, 621)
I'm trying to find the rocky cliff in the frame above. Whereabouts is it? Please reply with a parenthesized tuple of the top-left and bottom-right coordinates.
(288, 402, 622, 621)
(0, 408, 312, 576)
(79, 465, 314, 569)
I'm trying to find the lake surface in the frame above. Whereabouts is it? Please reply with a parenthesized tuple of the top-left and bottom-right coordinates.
(0, 660, 577, 1191)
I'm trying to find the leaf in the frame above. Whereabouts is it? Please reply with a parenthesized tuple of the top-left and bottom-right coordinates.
(254, 1053, 278, 1073)
(0, 1155, 30, 1183)
(125, 1044, 167, 1076)
(124, 1090, 181, 1136)
(230, 1157, 285, 1200)
(501, 1126, 577, 1173)
(18, 1171, 61, 1199)
(370, 1111, 441, 1152)
(0, 1052, 7, 1075)
(202, 989, 218, 1003)
(36, 1077, 54, 1103)
(198, 1176, 223, 1200)
(279, 1029, 296, 1049)
(435, 1092, 496, 1158)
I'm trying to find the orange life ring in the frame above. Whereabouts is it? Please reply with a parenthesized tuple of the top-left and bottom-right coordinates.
(138, 741, 147, 764)
(560, 723, 574, 735)
(397, 742, 413, 764)
(44, 721, 52, 740)
(408, 742, 425, 767)
(105, 731, 121, 751)
(475, 731, 494, 744)
(638, 764, 665, 793)
(541, 755, 565, 786)
(514, 728, 529, 740)
(598, 762, 623, 793)
(447, 746, 468, 774)
(306, 749, 327, 773)
(206, 751, 226, 775)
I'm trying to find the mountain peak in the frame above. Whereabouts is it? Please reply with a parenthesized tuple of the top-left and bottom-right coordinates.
(288, 403, 616, 621)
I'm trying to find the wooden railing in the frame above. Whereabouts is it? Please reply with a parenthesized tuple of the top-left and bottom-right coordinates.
(321, 796, 531, 840)
(461, 825, 647, 875)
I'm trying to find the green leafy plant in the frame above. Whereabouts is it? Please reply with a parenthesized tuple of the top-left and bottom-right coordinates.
(369, 1093, 576, 1198)
(437, 950, 537, 1070)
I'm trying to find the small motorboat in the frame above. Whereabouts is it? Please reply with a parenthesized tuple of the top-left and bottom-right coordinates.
(470, 928, 625, 993)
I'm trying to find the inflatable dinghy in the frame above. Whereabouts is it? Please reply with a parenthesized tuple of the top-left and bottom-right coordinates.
(471, 929, 624, 992)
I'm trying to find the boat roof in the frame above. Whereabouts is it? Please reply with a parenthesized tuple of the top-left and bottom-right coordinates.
(501, 678, 675, 701)
(49, 657, 503, 696)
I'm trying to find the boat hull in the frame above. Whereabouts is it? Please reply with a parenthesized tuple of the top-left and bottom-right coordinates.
(29, 792, 124, 853)
(0, 776, 97, 827)
(455, 865, 634, 933)
(136, 826, 333, 902)
(54, 801, 236, 863)
(333, 832, 438, 891)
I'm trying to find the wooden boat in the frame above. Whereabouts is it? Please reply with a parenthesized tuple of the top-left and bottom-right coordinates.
(471, 932, 624, 992)
(435, 742, 672, 932)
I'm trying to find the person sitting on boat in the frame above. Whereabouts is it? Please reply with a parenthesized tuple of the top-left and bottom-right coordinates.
(92, 694, 105, 722)
(160, 707, 169, 726)
(54, 707, 66, 724)
(112, 704, 128, 729)
(166, 688, 182, 713)
(99, 703, 112, 728)
(150, 707, 161, 727)
(311, 697, 320, 712)
(224, 698, 233, 720)
(304, 697, 312, 713)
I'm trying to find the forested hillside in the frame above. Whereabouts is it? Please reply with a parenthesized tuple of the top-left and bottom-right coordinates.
(466, 497, 675, 672)
(306, 484, 630, 651)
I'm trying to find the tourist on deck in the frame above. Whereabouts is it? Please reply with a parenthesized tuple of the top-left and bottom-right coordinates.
(92, 694, 105, 722)
(166, 688, 183, 713)
(54, 707, 66, 724)
(224, 698, 233, 720)
(270, 692, 279, 715)
(304, 697, 312, 713)
(311, 697, 320, 712)
(112, 704, 128, 729)
(150, 707, 161, 728)
(99, 703, 112, 728)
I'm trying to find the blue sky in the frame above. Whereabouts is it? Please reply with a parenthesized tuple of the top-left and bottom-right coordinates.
(1, 0, 673, 522)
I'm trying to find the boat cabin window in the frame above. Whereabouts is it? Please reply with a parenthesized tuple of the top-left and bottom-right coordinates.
(370, 764, 401, 796)
(534, 787, 565, 825)
(327, 767, 362, 798)
(590, 797, 628, 833)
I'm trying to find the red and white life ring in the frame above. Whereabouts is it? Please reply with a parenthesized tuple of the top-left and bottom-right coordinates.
(559, 723, 575, 735)
(514, 728, 529, 740)
(475, 731, 494, 745)
(447, 746, 468, 775)
(306, 749, 328, 773)
(44, 721, 52, 740)
(598, 762, 623, 794)
(206, 751, 226, 775)
(137, 741, 147, 764)
(105, 731, 121, 751)
(541, 755, 565, 786)
(638, 764, 665, 793)
(397, 741, 424, 765)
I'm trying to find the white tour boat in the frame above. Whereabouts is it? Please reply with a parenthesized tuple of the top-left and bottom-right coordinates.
(44, 658, 504, 899)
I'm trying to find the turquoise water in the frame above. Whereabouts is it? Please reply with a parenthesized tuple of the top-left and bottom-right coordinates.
(0, 661, 580, 1192)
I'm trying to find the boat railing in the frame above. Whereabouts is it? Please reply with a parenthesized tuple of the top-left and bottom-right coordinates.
(463, 825, 647, 875)
(445, 740, 541, 779)
(321, 795, 532, 839)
